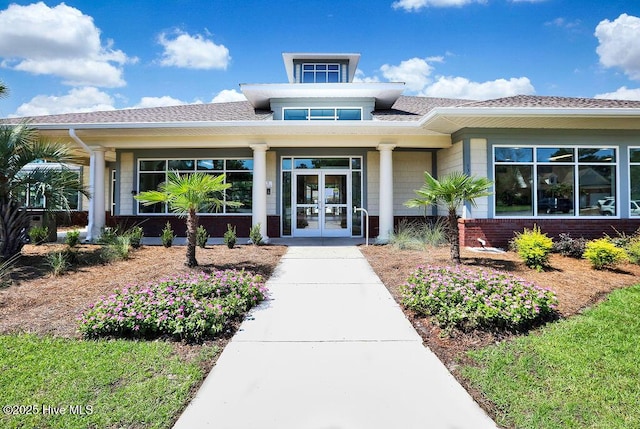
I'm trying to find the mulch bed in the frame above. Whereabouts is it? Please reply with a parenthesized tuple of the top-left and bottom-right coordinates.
(360, 244, 640, 422)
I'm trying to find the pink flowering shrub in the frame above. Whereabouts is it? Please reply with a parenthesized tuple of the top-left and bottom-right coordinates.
(78, 270, 266, 341)
(401, 265, 558, 332)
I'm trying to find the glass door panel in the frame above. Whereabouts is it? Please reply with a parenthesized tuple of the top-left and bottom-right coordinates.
(323, 174, 349, 236)
(294, 174, 321, 236)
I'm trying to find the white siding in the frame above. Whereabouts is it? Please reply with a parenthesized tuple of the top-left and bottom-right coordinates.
(266, 151, 277, 215)
(367, 151, 379, 215)
(393, 152, 432, 216)
(119, 152, 134, 215)
(469, 138, 489, 218)
(436, 141, 464, 216)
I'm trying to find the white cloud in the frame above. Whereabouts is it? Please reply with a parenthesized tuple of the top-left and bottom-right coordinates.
(211, 89, 246, 103)
(545, 17, 581, 30)
(159, 31, 230, 70)
(380, 57, 435, 91)
(595, 86, 640, 101)
(132, 96, 188, 109)
(595, 14, 640, 80)
(352, 69, 380, 83)
(392, 0, 486, 11)
(13, 87, 115, 116)
(421, 76, 535, 100)
(0, 2, 132, 87)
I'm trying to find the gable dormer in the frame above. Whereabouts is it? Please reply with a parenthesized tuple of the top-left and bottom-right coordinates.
(282, 53, 360, 83)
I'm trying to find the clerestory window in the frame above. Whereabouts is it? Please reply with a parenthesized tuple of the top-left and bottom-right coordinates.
(283, 108, 362, 121)
(301, 63, 340, 83)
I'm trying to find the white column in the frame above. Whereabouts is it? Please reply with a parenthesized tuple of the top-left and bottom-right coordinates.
(88, 147, 106, 242)
(377, 143, 396, 243)
(250, 144, 269, 242)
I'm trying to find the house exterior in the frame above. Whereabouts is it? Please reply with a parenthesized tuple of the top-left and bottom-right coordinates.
(6, 52, 640, 247)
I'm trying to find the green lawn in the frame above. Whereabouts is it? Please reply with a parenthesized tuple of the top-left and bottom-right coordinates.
(463, 284, 640, 429)
(0, 334, 218, 429)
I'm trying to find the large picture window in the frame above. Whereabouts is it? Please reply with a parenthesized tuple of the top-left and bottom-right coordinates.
(137, 158, 252, 214)
(630, 148, 640, 217)
(494, 146, 617, 217)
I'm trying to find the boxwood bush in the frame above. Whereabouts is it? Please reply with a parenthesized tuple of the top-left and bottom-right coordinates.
(401, 265, 558, 333)
(79, 270, 266, 341)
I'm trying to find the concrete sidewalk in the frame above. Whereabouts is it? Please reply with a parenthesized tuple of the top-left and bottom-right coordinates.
(173, 246, 497, 429)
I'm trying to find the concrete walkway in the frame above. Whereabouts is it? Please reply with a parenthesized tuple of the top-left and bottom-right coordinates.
(173, 246, 497, 429)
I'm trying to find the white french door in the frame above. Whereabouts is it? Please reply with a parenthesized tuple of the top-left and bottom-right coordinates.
(293, 171, 351, 237)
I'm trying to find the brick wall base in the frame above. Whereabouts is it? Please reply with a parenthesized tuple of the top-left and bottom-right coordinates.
(459, 218, 640, 249)
(109, 215, 253, 237)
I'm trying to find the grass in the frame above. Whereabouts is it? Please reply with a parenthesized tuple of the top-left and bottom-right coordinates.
(389, 219, 447, 250)
(462, 284, 640, 429)
(0, 334, 218, 429)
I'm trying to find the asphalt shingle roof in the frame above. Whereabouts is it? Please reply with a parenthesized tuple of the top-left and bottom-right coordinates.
(459, 95, 640, 109)
(3, 101, 272, 124)
(3, 94, 640, 127)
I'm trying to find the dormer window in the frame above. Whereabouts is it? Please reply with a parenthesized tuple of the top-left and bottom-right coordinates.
(302, 63, 341, 83)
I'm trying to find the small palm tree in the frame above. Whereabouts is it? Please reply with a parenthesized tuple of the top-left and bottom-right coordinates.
(0, 123, 87, 259)
(135, 171, 239, 267)
(405, 171, 493, 264)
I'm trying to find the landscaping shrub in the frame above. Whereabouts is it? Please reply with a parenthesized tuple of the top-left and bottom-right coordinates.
(28, 226, 49, 245)
(223, 224, 237, 249)
(161, 222, 175, 248)
(101, 235, 131, 262)
(625, 237, 640, 265)
(583, 238, 627, 270)
(418, 218, 448, 247)
(126, 226, 144, 249)
(512, 225, 553, 271)
(389, 219, 423, 250)
(46, 250, 70, 276)
(249, 223, 263, 245)
(389, 219, 447, 250)
(65, 229, 81, 247)
(79, 270, 266, 341)
(551, 233, 587, 258)
(97, 227, 119, 245)
(196, 225, 209, 248)
(401, 265, 558, 333)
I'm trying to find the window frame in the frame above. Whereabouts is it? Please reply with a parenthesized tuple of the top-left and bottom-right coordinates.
(493, 145, 619, 218)
(136, 157, 253, 216)
(629, 147, 640, 218)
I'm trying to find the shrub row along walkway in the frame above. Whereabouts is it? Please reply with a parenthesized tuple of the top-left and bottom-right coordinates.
(173, 246, 497, 429)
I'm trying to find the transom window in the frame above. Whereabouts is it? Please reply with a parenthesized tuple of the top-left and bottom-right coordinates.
(494, 146, 617, 217)
(137, 158, 252, 215)
(283, 108, 362, 121)
(302, 63, 340, 83)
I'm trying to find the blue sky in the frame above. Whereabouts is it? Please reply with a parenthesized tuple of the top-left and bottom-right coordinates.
(1, 0, 640, 117)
